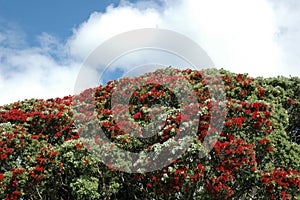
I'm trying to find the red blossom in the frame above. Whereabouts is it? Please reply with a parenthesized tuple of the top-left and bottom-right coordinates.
(34, 166, 44, 171)
(0, 173, 4, 181)
(133, 112, 142, 119)
(266, 147, 273, 152)
(0, 153, 7, 159)
(11, 180, 18, 187)
(258, 138, 269, 144)
(55, 131, 62, 138)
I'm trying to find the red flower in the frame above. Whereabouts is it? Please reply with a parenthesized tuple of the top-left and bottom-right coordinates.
(175, 169, 184, 174)
(146, 183, 152, 187)
(197, 163, 203, 170)
(11, 179, 18, 186)
(29, 171, 36, 178)
(133, 112, 141, 119)
(252, 111, 259, 119)
(244, 109, 251, 114)
(38, 174, 45, 179)
(6, 148, 13, 153)
(266, 147, 273, 152)
(75, 143, 82, 149)
(232, 117, 246, 128)
(12, 190, 21, 195)
(103, 109, 112, 115)
(0, 173, 4, 181)
(236, 145, 244, 153)
(258, 138, 269, 144)
(34, 166, 45, 171)
(55, 131, 62, 138)
(0, 153, 7, 159)
(48, 151, 58, 157)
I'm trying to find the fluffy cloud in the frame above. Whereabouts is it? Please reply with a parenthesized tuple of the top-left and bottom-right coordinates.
(67, 0, 289, 78)
(67, 3, 160, 60)
(1, 0, 299, 105)
(268, 0, 300, 75)
(0, 32, 81, 105)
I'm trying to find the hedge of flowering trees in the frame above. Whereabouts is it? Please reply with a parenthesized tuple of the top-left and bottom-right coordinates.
(0, 67, 299, 199)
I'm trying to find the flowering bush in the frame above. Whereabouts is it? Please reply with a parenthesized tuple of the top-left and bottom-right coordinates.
(257, 75, 300, 144)
(0, 67, 299, 199)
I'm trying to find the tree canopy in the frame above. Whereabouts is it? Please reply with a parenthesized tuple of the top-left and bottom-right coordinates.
(0, 67, 299, 199)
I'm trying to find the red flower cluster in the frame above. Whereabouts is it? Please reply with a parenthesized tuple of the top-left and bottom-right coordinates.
(261, 168, 300, 199)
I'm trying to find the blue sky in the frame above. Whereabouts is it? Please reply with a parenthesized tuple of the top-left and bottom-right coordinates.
(0, 0, 120, 45)
(0, 0, 300, 105)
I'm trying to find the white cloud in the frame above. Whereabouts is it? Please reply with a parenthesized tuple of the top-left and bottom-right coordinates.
(1, 0, 300, 105)
(0, 33, 80, 105)
(67, 0, 293, 78)
(67, 4, 160, 60)
(268, 0, 300, 76)
(159, 0, 285, 77)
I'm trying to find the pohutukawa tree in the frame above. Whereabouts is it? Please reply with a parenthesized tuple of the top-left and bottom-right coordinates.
(0, 67, 299, 199)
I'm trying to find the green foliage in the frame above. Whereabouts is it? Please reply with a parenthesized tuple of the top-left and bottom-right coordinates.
(256, 75, 300, 144)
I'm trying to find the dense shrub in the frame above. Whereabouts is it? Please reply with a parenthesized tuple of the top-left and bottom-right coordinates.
(0, 67, 299, 199)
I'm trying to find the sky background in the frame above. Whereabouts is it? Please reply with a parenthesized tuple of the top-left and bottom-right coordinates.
(0, 0, 300, 105)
